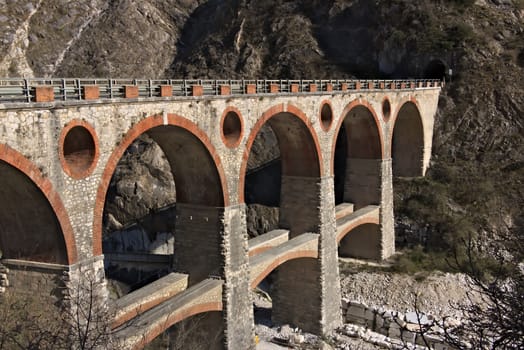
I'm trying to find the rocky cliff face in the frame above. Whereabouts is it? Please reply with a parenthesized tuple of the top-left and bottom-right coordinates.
(1, 0, 523, 246)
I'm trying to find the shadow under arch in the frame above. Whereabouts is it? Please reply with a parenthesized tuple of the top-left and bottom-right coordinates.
(333, 100, 384, 208)
(338, 223, 382, 260)
(238, 103, 323, 204)
(0, 144, 76, 264)
(250, 246, 319, 289)
(241, 104, 325, 334)
(132, 308, 223, 350)
(93, 114, 228, 257)
(391, 100, 425, 177)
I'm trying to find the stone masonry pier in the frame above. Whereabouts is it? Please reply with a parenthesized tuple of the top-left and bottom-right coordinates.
(0, 78, 440, 349)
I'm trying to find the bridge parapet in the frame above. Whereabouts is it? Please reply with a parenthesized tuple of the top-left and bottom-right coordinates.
(0, 78, 442, 106)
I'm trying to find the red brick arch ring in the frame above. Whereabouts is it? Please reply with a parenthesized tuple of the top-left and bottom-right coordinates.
(238, 103, 324, 203)
(92, 114, 229, 256)
(250, 250, 319, 289)
(388, 96, 424, 158)
(331, 99, 386, 174)
(336, 215, 381, 244)
(131, 301, 223, 350)
(58, 119, 100, 179)
(0, 143, 78, 264)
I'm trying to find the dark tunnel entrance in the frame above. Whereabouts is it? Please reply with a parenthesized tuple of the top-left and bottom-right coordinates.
(423, 59, 446, 80)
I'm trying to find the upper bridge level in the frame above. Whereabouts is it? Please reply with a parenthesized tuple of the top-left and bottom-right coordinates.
(0, 77, 440, 349)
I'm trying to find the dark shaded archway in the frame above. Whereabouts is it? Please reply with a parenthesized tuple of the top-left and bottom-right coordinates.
(240, 104, 323, 237)
(424, 59, 446, 80)
(392, 102, 424, 177)
(0, 160, 68, 264)
(241, 104, 324, 334)
(96, 114, 227, 298)
(333, 103, 383, 209)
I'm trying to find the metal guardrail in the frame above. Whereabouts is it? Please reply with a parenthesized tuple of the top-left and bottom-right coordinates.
(0, 78, 442, 104)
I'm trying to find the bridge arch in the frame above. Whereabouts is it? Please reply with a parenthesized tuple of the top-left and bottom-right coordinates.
(239, 103, 323, 202)
(336, 215, 380, 244)
(93, 113, 228, 257)
(132, 307, 223, 350)
(338, 223, 382, 260)
(250, 250, 318, 289)
(391, 98, 425, 177)
(332, 100, 384, 207)
(0, 144, 77, 264)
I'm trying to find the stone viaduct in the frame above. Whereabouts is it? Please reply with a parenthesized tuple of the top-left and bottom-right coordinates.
(0, 79, 440, 349)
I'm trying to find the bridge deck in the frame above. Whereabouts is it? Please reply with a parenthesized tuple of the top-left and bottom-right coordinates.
(114, 278, 223, 350)
(248, 229, 290, 257)
(336, 205, 380, 243)
(249, 233, 319, 288)
(112, 272, 188, 329)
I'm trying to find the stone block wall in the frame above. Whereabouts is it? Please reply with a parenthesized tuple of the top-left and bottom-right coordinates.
(272, 258, 322, 334)
(279, 176, 322, 237)
(341, 299, 452, 349)
(344, 158, 381, 209)
(174, 204, 224, 285)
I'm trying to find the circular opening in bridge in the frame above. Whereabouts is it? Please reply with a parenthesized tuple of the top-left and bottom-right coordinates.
(320, 102, 333, 131)
(424, 59, 446, 80)
(382, 98, 391, 121)
(221, 108, 243, 148)
(60, 121, 98, 179)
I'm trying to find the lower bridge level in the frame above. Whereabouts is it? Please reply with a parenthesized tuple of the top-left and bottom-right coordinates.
(107, 202, 377, 349)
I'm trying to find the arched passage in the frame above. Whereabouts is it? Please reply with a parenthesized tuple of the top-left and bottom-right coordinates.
(94, 114, 227, 294)
(392, 101, 425, 177)
(0, 145, 75, 265)
(240, 104, 323, 237)
(333, 102, 384, 208)
(333, 102, 386, 260)
(241, 104, 324, 334)
(338, 224, 382, 260)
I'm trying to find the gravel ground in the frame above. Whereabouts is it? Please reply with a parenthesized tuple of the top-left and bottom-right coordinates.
(253, 267, 478, 349)
(340, 270, 478, 319)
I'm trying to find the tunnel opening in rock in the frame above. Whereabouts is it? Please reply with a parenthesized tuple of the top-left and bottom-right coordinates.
(423, 59, 446, 80)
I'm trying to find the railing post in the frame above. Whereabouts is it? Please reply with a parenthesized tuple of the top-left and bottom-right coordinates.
(109, 79, 113, 99)
(149, 79, 153, 97)
(24, 79, 30, 102)
(62, 79, 66, 101)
